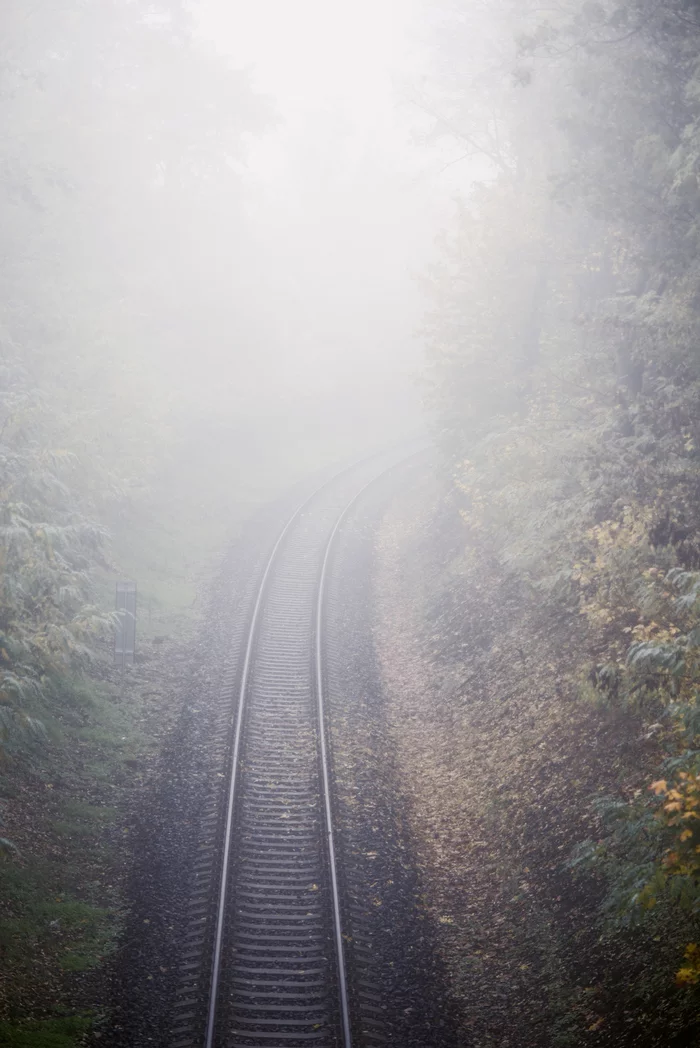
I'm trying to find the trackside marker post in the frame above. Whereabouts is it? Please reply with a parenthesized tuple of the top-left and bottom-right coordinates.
(115, 580, 137, 670)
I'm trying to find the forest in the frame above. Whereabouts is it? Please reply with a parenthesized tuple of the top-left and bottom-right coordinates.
(412, 1, 700, 1040)
(3, 0, 700, 1045)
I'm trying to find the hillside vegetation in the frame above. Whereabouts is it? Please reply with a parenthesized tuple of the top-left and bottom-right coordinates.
(423, 0, 700, 1025)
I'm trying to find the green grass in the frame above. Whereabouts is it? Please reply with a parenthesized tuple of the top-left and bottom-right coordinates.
(0, 860, 115, 969)
(0, 678, 127, 979)
(42, 675, 148, 771)
(0, 1015, 92, 1048)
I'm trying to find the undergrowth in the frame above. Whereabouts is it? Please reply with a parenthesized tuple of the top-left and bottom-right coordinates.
(570, 566, 700, 987)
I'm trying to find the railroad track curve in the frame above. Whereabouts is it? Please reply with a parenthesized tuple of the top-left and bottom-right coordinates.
(167, 451, 417, 1048)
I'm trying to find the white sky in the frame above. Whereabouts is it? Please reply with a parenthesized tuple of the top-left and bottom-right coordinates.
(192, 0, 459, 184)
(195, 0, 421, 118)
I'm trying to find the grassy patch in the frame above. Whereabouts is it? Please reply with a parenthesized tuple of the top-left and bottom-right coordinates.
(0, 1015, 92, 1048)
(0, 861, 116, 971)
(41, 674, 149, 777)
(0, 672, 140, 1022)
(52, 801, 118, 835)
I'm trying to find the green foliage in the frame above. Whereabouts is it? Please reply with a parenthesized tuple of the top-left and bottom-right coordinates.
(0, 365, 117, 763)
(568, 566, 700, 991)
(580, 568, 700, 911)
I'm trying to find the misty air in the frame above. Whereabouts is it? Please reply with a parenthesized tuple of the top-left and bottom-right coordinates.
(1, 2, 699, 1046)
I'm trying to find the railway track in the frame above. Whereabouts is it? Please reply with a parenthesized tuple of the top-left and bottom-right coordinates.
(168, 454, 411, 1048)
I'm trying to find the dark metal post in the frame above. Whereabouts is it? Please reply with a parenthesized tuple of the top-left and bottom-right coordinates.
(115, 581, 137, 669)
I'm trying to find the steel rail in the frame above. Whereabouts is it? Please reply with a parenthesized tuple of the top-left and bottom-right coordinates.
(314, 466, 406, 1048)
(204, 449, 424, 1048)
(203, 469, 338, 1048)
(203, 457, 379, 1048)
(313, 448, 426, 1047)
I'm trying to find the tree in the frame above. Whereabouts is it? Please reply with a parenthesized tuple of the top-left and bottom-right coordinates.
(0, 0, 271, 760)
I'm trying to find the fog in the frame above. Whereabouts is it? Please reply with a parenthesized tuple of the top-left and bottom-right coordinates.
(191, 0, 449, 434)
(7, 2, 700, 1037)
(0, 0, 493, 613)
(88, 0, 480, 577)
(0, 0, 572, 612)
(5, 0, 687, 599)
